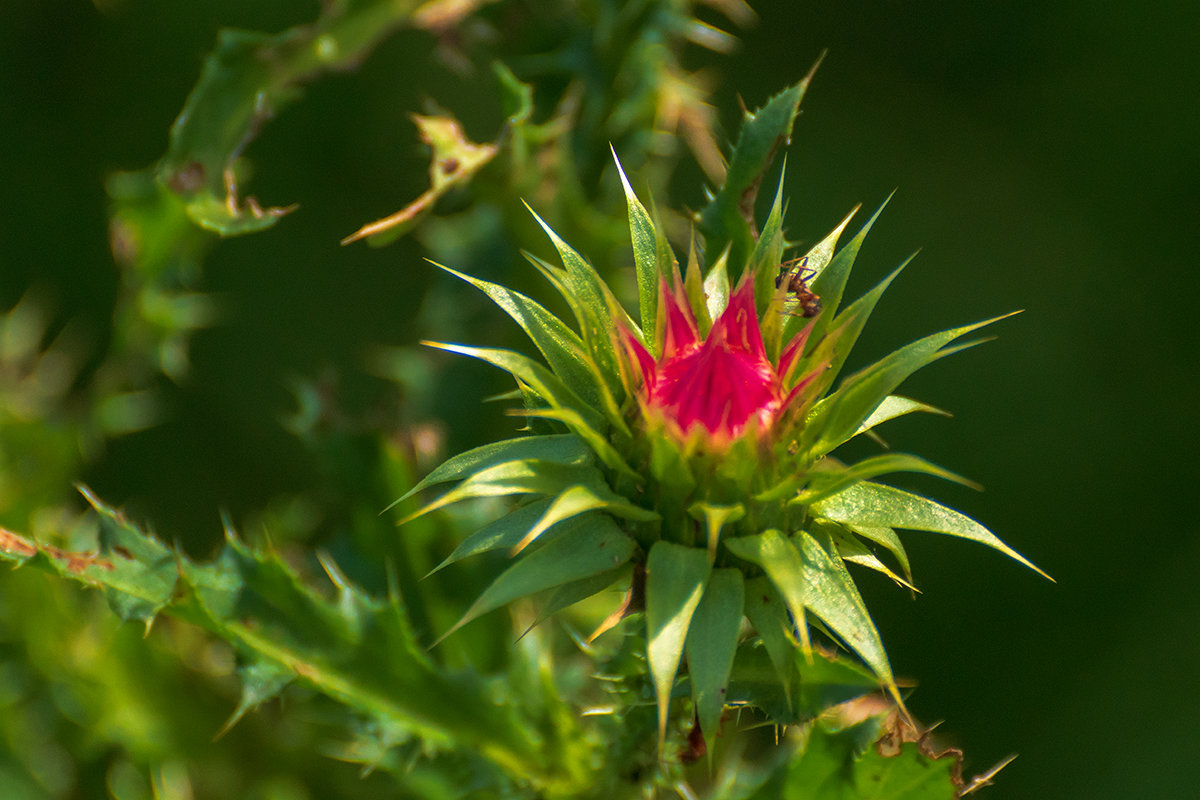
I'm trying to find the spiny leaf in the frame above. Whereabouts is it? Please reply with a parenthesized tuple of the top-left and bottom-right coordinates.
(385, 434, 591, 512)
(83, 486, 178, 627)
(216, 658, 294, 739)
(779, 206, 859, 345)
(424, 342, 609, 434)
(398, 459, 609, 526)
(525, 205, 627, 400)
(513, 484, 659, 554)
(802, 256, 911, 403)
(425, 498, 554, 577)
(438, 515, 637, 645)
(808, 194, 894, 342)
(804, 314, 1017, 456)
(793, 531, 903, 711)
(431, 261, 600, 406)
(726, 644, 882, 725)
(1, 495, 550, 783)
(515, 407, 637, 480)
(793, 453, 977, 508)
(614, 148, 673, 347)
(742, 577, 797, 701)
(844, 523, 912, 583)
(645, 541, 712, 750)
(725, 531, 811, 655)
(813, 481, 1050, 579)
(685, 568, 744, 747)
(699, 59, 822, 269)
(752, 164, 789, 322)
(703, 246, 732, 323)
(829, 530, 917, 591)
(522, 565, 630, 637)
(853, 395, 951, 439)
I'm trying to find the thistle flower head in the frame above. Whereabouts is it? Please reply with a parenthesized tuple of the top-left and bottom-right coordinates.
(397, 138, 1048, 754)
(621, 275, 813, 448)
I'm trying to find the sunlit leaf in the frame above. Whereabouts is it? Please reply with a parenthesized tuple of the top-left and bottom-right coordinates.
(424, 342, 609, 434)
(685, 568, 744, 747)
(343, 114, 497, 244)
(793, 452, 977, 508)
(386, 434, 591, 512)
(614, 149, 672, 347)
(399, 459, 610, 526)
(432, 262, 600, 405)
(804, 314, 1016, 456)
(725, 531, 810, 654)
(425, 498, 554, 576)
(813, 481, 1049, 579)
(513, 484, 659, 554)
(439, 516, 637, 644)
(646, 541, 712, 748)
(793, 531, 901, 709)
(853, 395, 951, 439)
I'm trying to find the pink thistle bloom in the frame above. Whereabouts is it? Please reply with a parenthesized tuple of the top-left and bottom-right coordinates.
(620, 276, 816, 447)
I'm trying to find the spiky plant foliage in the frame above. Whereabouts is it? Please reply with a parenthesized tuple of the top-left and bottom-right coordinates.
(397, 88, 1047, 752)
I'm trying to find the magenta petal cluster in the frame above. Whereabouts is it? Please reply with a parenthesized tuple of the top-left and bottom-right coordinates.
(621, 277, 814, 446)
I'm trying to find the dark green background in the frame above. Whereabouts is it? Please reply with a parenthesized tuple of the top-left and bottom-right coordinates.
(3, 1, 1197, 797)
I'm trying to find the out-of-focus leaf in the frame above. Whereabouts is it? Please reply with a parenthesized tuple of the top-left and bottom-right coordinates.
(343, 113, 497, 245)
(0, 494, 552, 785)
(645, 541, 711, 748)
(813, 482, 1049, 579)
(216, 658, 295, 738)
(111, 0, 422, 269)
(83, 487, 178, 627)
(386, 434, 591, 511)
(439, 516, 636, 643)
(685, 568, 744, 744)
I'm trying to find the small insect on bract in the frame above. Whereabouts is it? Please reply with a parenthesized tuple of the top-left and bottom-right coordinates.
(775, 256, 823, 318)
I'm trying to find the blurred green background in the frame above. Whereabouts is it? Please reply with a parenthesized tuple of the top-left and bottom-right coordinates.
(2, 1, 1197, 798)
